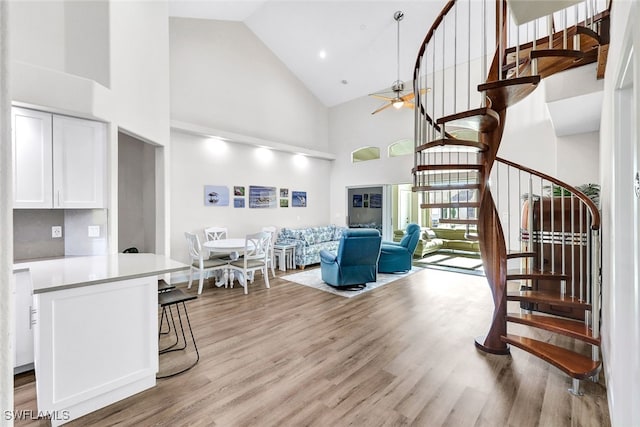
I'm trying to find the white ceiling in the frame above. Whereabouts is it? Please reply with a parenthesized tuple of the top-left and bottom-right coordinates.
(168, 0, 448, 107)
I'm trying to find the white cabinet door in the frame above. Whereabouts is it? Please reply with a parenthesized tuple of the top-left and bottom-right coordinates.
(12, 108, 53, 208)
(14, 270, 35, 372)
(52, 115, 107, 208)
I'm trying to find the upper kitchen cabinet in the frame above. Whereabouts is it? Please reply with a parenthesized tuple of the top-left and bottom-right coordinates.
(52, 115, 107, 208)
(12, 107, 107, 209)
(12, 108, 53, 208)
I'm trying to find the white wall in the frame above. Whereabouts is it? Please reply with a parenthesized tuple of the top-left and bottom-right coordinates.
(169, 17, 328, 151)
(64, 0, 110, 88)
(169, 131, 332, 266)
(599, 1, 640, 426)
(9, 0, 110, 89)
(9, 1, 65, 72)
(556, 131, 600, 184)
(110, 0, 170, 146)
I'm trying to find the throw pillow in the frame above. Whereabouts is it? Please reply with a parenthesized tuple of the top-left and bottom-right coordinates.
(424, 229, 437, 240)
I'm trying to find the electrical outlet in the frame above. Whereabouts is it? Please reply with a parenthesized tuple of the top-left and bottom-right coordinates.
(88, 225, 100, 238)
(52, 226, 62, 238)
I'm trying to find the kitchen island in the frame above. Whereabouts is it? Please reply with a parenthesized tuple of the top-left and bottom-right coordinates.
(18, 254, 188, 426)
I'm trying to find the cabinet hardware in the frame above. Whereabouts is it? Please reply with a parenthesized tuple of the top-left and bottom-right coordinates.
(30, 306, 37, 328)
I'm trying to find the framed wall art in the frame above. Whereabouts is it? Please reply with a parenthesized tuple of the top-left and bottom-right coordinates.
(204, 185, 229, 206)
(249, 186, 277, 208)
(370, 193, 382, 208)
(292, 191, 307, 207)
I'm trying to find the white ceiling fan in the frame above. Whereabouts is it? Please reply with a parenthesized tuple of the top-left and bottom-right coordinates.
(369, 10, 425, 115)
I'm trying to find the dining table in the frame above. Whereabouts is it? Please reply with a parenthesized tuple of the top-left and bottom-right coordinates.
(202, 238, 254, 287)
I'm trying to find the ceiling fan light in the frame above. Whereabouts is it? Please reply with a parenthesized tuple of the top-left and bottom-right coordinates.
(392, 99, 404, 109)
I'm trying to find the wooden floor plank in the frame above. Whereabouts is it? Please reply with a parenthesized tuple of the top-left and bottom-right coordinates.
(13, 267, 610, 426)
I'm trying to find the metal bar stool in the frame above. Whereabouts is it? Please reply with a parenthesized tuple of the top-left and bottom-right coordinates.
(157, 288, 199, 379)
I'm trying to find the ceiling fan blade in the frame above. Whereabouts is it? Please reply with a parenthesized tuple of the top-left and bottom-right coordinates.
(371, 102, 393, 115)
(369, 93, 396, 101)
(404, 101, 415, 109)
(401, 92, 415, 102)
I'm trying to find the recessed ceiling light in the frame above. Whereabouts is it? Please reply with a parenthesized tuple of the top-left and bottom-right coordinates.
(341, 80, 348, 85)
(318, 49, 327, 60)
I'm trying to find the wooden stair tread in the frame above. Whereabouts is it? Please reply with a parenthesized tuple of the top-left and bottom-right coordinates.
(507, 290, 591, 310)
(576, 25, 605, 45)
(413, 164, 483, 173)
(506, 268, 568, 281)
(420, 202, 480, 209)
(416, 138, 488, 153)
(412, 183, 480, 192)
(438, 219, 478, 225)
(534, 49, 598, 78)
(436, 107, 500, 132)
(506, 313, 600, 345)
(479, 76, 541, 110)
(501, 334, 600, 379)
(530, 49, 588, 59)
(506, 251, 536, 259)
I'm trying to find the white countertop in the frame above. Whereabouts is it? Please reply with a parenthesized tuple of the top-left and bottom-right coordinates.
(15, 254, 189, 294)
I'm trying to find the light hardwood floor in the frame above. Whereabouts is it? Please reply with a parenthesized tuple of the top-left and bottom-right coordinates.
(14, 267, 610, 426)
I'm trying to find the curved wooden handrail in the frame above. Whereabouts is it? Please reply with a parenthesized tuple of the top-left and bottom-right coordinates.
(496, 156, 600, 230)
(412, 0, 456, 123)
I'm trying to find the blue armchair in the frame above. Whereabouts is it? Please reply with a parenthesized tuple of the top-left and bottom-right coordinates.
(378, 223, 420, 273)
(319, 229, 382, 287)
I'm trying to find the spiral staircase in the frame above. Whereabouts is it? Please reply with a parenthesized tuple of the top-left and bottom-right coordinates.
(412, 0, 608, 395)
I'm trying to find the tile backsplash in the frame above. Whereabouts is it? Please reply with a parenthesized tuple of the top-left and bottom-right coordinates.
(14, 209, 108, 261)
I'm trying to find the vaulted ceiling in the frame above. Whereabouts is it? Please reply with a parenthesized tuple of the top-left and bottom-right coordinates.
(168, 1, 448, 107)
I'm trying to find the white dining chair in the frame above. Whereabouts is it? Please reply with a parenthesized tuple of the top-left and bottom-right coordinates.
(204, 226, 231, 260)
(261, 226, 277, 278)
(185, 232, 229, 295)
(228, 231, 271, 294)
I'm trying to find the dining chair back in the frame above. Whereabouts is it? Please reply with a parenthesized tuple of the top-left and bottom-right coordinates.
(228, 231, 272, 294)
(184, 231, 229, 295)
(204, 226, 227, 241)
(204, 226, 230, 260)
(261, 226, 277, 278)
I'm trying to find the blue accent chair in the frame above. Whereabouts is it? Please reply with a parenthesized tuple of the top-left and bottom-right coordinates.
(378, 223, 421, 273)
(319, 228, 382, 287)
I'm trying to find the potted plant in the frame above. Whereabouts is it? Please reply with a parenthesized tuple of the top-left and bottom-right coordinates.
(544, 183, 600, 208)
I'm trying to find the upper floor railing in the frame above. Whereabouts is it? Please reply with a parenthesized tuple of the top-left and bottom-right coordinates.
(413, 0, 610, 161)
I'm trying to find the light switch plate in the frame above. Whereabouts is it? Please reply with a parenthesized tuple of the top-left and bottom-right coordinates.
(52, 226, 62, 238)
(88, 225, 100, 238)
